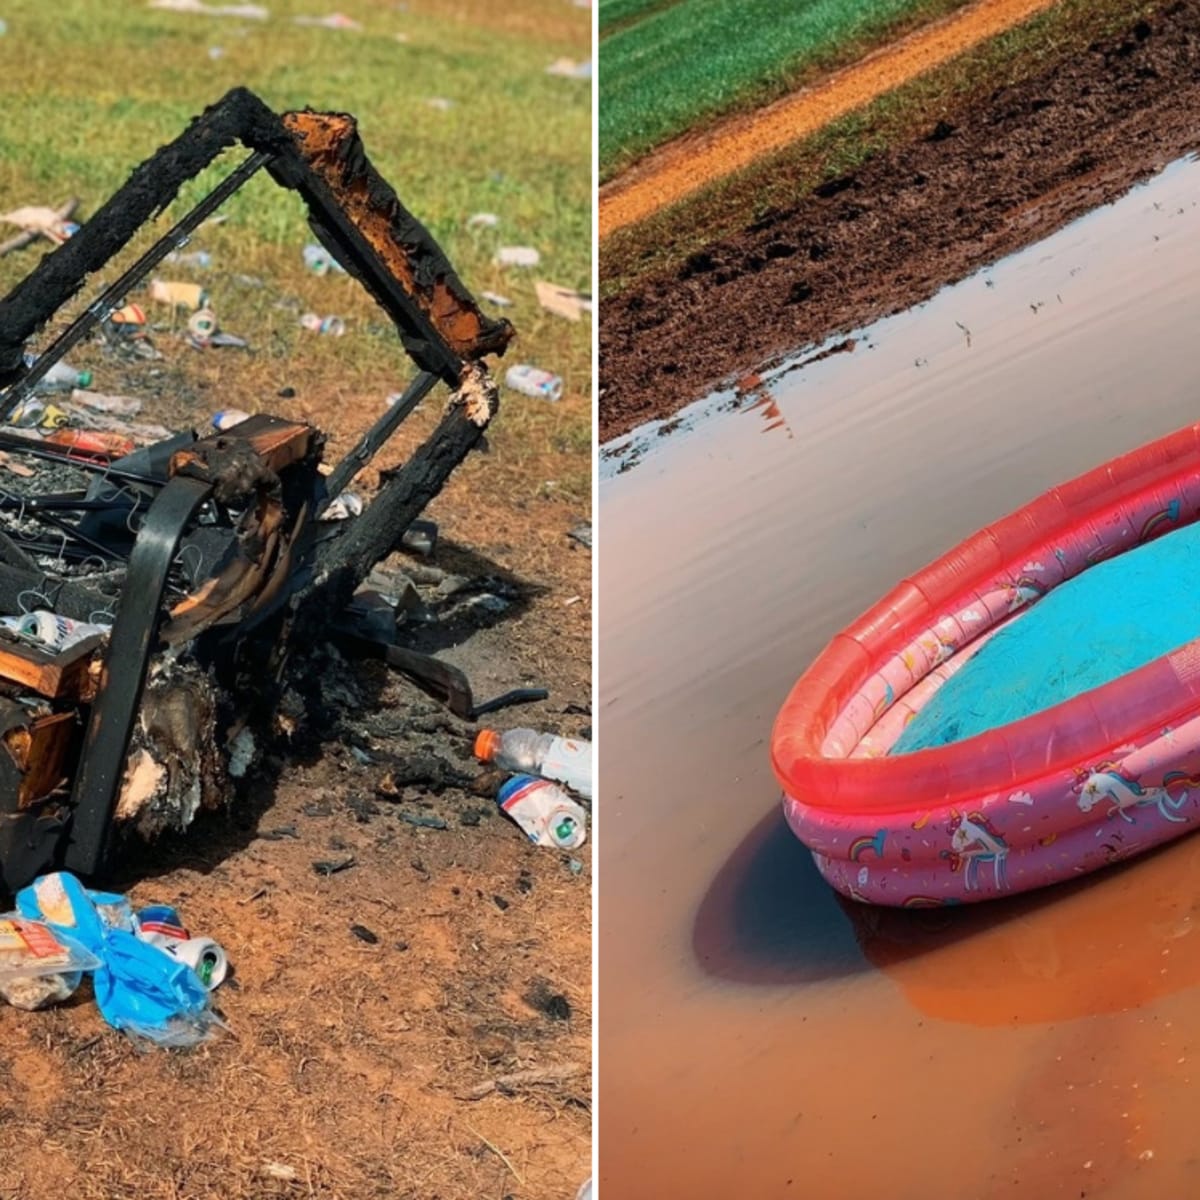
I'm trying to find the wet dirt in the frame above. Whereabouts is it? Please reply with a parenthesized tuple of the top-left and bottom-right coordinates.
(599, 0, 1200, 442)
(598, 0, 1058, 237)
(600, 158, 1200, 1198)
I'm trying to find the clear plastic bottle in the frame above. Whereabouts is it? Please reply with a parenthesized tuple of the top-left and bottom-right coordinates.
(22, 353, 92, 393)
(475, 728, 592, 799)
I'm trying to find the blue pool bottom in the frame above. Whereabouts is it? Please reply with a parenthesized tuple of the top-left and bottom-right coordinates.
(892, 520, 1200, 753)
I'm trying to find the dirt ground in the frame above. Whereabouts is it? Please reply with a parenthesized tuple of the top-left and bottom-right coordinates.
(0, 232, 591, 1196)
(599, 0, 1200, 442)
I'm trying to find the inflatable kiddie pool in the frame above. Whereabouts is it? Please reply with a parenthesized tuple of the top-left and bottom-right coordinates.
(771, 422, 1200, 906)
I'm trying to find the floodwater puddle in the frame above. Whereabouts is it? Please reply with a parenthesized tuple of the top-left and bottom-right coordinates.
(600, 154, 1200, 1199)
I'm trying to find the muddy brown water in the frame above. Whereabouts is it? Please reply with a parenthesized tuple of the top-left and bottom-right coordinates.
(599, 156, 1200, 1199)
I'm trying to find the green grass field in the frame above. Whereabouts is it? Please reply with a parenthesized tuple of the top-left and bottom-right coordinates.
(0, 0, 593, 500)
(599, 0, 1151, 297)
(599, 0, 970, 179)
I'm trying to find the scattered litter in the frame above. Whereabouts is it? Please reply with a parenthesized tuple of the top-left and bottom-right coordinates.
(261, 1164, 299, 1183)
(568, 521, 591, 549)
(0, 204, 76, 246)
(568, 858, 583, 876)
(577, 1180, 593, 1200)
(0, 914, 98, 1012)
(21, 353, 91, 394)
(495, 245, 540, 268)
(207, 45, 224, 59)
(322, 491, 364, 521)
(108, 303, 148, 329)
(7, 397, 69, 429)
(563, 595, 582, 607)
(70, 388, 143, 417)
(481, 291, 513, 307)
(294, 11, 362, 29)
(466, 212, 500, 230)
(149, 278, 207, 310)
(545, 57, 591, 80)
(9, 872, 227, 1046)
(0, 197, 77, 256)
(164, 249, 212, 268)
(0, 611, 110, 653)
(400, 521, 437, 556)
(505, 363, 563, 402)
(44, 428, 137, 459)
(350, 924, 378, 943)
(426, 97, 454, 111)
(187, 308, 248, 349)
(399, 812, 449, 830)
(302, 243, 348, 275)
(212, 408, 251, 431)
(138, 907, 228, 989)
(497, 775, 588, 849)
(300, 312, 346, 336)
(536, 280, 590, 321)
(476, 728, 592, 799)
(0, 452, 36, 478)
(149, 0, 269, 17)
(312, 855, 357, 876)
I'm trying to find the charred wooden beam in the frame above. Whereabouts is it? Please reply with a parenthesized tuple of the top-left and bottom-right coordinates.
(0, 87, 513, 389)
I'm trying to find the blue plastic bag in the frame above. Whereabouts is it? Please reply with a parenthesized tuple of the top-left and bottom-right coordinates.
(16, 872, 221, 1047)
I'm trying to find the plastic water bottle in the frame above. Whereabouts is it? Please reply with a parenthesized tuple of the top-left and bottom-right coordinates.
(504, 363, 563, 402)
(475, 728, 592, 800)
(22, 353, 92, 393)
(496, 775, 587, 849)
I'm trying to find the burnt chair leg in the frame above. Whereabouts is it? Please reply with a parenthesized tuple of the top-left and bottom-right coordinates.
(64, 476, 212, 880)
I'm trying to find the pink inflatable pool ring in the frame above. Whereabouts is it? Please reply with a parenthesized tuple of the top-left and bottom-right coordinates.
(770, 422, 1200, 906)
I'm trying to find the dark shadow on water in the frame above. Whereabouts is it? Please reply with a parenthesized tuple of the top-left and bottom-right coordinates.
(691, 804, 868, 984)
(693, 797, 1199, 1016)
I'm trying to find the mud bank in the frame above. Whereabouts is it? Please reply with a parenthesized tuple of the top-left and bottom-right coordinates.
(599, 0, 1200, 442)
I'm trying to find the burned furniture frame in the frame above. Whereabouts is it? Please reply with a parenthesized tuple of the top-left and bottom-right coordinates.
(0, 88, 515, 889)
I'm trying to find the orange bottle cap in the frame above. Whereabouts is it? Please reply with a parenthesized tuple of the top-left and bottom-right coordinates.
(474, 729, 500, 762)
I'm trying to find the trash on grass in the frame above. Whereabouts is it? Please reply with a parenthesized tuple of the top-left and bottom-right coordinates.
(294, 11, 362, 29)
(426, 97, 454, 111)
(70, 388, 143, 417)
(149, 0, 269, 17)
(481, 290, 513, 307)
(535, 280, 590, 321)
(149, 279, 208, 310)
(0, 205, 77, 245)
(187, 308, 248, 349)
(466, 212, 500, 230)
(505, 363, 563, 402)
(495, 245, 540, 268)
(545, 58, 591, 80)
(21, 353, 91, 393)
(302, 243, 348, 275)
(300, 312, 346, 336)
(164, 249, 212, 268)
(497, 775, 588, 849)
